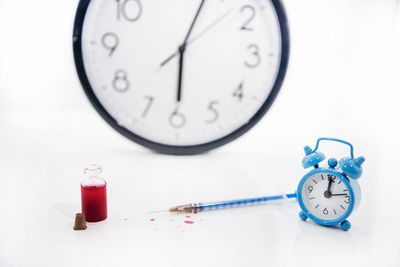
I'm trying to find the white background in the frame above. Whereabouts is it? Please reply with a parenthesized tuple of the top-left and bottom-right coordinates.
(0, 0, 399, 266)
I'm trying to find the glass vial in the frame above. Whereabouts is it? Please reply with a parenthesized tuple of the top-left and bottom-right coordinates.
(81, 164, 107, 222)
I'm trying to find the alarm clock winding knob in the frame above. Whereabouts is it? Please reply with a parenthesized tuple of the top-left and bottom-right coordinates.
(328, 158, 338, 168)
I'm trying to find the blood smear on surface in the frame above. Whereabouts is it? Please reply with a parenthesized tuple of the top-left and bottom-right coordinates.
(184, 221, 194, 224)
(193, 212, 198, 214)
(186, 216, 191, 218)
(150, 218, 155, 222)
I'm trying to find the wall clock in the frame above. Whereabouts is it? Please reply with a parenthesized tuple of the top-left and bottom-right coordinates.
(73, 0, 289, 154)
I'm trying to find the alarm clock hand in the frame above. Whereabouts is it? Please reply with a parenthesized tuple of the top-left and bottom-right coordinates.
(176, 0, 206, 102)
(331, 193, 348, 196)
(324, 177, 334, 198)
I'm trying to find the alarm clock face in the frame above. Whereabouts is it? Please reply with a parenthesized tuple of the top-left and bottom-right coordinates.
(298, 170, 354, 224)
(73, 0, 289, 154)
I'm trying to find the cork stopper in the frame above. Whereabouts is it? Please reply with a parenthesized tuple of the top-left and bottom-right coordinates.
(73, 213, 87, 230)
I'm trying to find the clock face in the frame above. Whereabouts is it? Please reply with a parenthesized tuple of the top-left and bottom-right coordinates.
(73, 0, 289, 154)
(300, 172, 353, 222)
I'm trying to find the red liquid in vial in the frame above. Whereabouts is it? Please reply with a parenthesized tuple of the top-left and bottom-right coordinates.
(81, 183, 107, 222)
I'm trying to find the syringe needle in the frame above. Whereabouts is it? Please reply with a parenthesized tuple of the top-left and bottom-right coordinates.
(148, 209, 169, 214)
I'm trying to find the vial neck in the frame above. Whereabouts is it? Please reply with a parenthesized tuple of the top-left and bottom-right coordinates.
(82, 176, 105, 187)
(83, 165, 105, 187)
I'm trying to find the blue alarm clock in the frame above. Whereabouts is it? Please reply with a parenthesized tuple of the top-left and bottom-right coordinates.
(297, 138, 365, 231)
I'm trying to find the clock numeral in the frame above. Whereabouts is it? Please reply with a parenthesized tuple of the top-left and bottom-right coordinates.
(169, 108, 186, 128)
(240, 5, 255, 31)
(245, 44, 261, 68)
(233, 82, 244, 101)
(101, 33, 119, 56)
(327, 174, 336, 182)
(206, 101, 219, 124)
(323, 208, 329, 215)
(307, 185, 313, 193)
(116, 0, 142, 22)
(344, 195, 350, 204)
(112, 70, 130, 92)
(142, 96, 154, 117)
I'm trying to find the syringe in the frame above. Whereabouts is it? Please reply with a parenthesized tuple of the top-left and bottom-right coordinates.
(169, 193, 297, 213)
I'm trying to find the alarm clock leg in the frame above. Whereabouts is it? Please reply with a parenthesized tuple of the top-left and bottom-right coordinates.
(299, 211, 308, 221)
(340, 220, 351, 231)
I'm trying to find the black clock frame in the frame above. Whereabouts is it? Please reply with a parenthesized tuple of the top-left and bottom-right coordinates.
(73, 0, 290, 155)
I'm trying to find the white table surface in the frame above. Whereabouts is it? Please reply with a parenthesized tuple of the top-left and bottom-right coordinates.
(1, 0, 400, 266)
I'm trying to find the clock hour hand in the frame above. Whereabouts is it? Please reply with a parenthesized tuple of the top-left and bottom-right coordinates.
(159, 7, 233, 68)
(175, 0, 206, 102)
(177, 45, 185, 102)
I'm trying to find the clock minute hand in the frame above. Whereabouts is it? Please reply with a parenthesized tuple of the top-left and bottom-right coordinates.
(187, 7, 233, 45)
(324, 177, 334, 198)
(327, 177, 333, 192)
(160, 6, 233, 68)
(331, 193, 348, 196)
(183, 0, 206, 44)
(176, 0, 206, 102)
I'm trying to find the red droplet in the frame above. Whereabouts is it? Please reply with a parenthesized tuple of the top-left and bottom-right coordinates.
(193, 212, 198, 214)
(186, 215, 191, 218)
(150, 218, 155, 222)
(184, 221, 194, 224)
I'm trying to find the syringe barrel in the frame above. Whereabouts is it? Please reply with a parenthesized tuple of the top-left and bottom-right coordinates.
(197, 193, 297, 212)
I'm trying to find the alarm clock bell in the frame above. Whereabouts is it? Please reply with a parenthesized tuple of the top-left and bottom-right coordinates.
(302, 146, 325, 169)
(339, 156, 365, 180)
